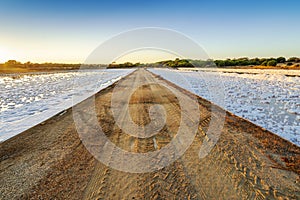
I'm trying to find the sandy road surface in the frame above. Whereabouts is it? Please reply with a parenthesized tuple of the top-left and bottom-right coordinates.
(0, 68, 299, 199)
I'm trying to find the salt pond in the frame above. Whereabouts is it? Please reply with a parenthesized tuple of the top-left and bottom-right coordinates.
(149, 68, 300, 146)
(0, 69, 134, 141)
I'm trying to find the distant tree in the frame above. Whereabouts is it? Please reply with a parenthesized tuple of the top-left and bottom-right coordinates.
(287, 57, 300, 62)
(259, 58, 267, 65)
(276, 57, 286, 63)
(205, 59, 215, 67)
(189, 60, 211, 68)
(267, 60, 277, 66)
(214, 60, 225, 67)
(177, 59, 193, 67)
(233, 57, 250, 66)
(5, 60, 21, 65)
(224, 59, 236, 66)
(261, 61, 268, 66)
(249, 58, 260, 65)
(24, 61, 32, 67)
(158, 59, 193, 68)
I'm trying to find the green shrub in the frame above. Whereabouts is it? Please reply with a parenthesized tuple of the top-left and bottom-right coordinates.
(276, 57, 286, 63)
(287, 57, 300, 62)
(267, 60, 277, 66)
(261, 61, 268, 66)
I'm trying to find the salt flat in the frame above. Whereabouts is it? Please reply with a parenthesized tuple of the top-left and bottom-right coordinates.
(0, 69, 134, 141)
(149, 68, 300, 146)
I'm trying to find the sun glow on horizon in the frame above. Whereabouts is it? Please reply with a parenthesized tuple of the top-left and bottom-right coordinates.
(0, 47, 13, 63)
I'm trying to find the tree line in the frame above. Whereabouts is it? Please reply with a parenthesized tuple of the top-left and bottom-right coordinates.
(107, 62, 142, 68)
(214, 57, 299, 67)
(1, 60, 106, 71)
(2, 57, 300, 70)
(156, 57, 300, 68)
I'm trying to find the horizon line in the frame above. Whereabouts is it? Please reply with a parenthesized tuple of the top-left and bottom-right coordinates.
(1, 56, 299, 65)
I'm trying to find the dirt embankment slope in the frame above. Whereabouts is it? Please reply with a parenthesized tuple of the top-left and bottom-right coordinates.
(0, 69, 299, 199)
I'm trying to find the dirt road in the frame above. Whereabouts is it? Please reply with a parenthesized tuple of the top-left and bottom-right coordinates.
(0, 69, 299, 199)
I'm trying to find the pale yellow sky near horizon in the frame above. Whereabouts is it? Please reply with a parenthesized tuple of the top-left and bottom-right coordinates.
(114, 49, 179, 64)
(0, 48, 180, 64)
(0, 45, 298, 64)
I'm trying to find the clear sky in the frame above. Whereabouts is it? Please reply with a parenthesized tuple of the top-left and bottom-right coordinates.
(0, 0, 299, 63)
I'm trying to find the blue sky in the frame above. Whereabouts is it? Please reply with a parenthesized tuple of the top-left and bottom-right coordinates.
(0, 0, 299, 63)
